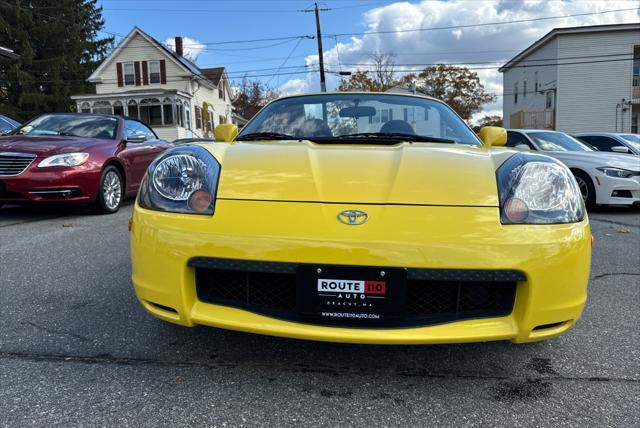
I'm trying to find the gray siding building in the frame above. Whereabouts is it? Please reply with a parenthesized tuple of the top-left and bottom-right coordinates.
(500, 24, 640, 134)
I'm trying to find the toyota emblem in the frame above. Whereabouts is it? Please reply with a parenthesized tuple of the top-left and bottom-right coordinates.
(337, 210, 368, 225)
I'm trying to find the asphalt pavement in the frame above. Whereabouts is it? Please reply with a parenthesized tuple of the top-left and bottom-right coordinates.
(0, 202, 638, 427)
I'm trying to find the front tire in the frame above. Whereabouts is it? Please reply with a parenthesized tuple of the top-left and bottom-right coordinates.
(573, 170, 596, 208)
(94, 166, 123, 214)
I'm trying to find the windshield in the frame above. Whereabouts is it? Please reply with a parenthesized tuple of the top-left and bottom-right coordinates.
(237, 93, 480, 145)
(619, 134, 640, 150)
(528, 132, 592, 152)
(16, 114, 119, 139)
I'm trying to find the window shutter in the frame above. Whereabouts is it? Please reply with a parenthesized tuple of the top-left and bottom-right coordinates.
(116, 62, 123, 87)
(142, 61, 148, 85)
(160, 60, 167, 84)
(134, 61, 141, 86)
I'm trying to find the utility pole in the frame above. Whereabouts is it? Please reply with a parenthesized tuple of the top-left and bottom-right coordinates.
(304, 2, 329, 92)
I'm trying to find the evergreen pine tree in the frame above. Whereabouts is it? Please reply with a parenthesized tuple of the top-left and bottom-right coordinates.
(0, 0, 113, 121)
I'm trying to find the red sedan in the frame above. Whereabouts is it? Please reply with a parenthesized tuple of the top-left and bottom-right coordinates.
(0, 113, 171, 213)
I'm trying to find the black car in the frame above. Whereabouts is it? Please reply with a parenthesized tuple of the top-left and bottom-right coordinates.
(0, 114, 20, 135)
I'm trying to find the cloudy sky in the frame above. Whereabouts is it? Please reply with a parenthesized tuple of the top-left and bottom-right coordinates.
(99, 0, 639, 120)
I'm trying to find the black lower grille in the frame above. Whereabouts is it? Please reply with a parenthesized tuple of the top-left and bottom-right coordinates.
(196, 269, 297, 311)
(193, 259, 518, 328)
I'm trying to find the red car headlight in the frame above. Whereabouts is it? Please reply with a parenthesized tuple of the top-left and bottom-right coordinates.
(37, 152, 89, 167)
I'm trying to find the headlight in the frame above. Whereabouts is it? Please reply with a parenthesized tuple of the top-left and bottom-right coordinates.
(497, 153, 584, 224)
(38, 152, 89, 167)
(138, 146, 220, 215)
(596, 167, 638, 178)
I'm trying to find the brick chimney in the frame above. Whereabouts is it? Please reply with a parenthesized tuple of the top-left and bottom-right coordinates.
(175, 36, 183, 57)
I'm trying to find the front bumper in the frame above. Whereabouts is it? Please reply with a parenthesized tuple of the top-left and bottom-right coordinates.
(130, 200, 591, 344)
(0, 162, 100, 204)
(595, 174, 640, 205)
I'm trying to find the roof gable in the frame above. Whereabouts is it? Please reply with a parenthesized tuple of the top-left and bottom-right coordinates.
(499, 23, 640, 72)
(88, 27, 206, 83)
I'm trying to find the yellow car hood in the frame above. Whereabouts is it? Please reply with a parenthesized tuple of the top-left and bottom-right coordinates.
(206, 141, 509, 207)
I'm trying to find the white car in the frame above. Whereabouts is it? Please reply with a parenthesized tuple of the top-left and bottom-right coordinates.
(506, 129, 640, 207)
(574, 132, 640, 156)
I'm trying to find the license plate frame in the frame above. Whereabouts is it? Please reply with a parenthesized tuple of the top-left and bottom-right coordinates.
(297, 265, 406, 325)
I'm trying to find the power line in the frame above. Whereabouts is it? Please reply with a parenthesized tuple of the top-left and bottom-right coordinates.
(338, 52, 633, 68)
(5, 55, 632, 85)
(327, 57, 636, 76)
(267, 38, 306, 87)
(325, 7, 640, 38)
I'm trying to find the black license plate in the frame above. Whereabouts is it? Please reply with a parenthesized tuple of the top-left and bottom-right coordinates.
(297, 265, 406, 324)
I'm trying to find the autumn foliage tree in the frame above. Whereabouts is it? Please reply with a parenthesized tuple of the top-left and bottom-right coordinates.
(413, 65, 496, 120)
(233, 77, 280, 121)
(472, 115, 503, 133)
(338, 57, 495, 120)
(338, 53, 411, 92)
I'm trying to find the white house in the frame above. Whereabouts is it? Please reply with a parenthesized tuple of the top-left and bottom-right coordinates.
(500, 23, 640, 134)
(71, 27, 234, 141)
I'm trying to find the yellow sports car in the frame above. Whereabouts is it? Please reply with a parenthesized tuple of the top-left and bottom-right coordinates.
(130, 92, 590, 344)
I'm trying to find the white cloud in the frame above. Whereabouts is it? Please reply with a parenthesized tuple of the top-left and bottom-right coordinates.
(164, 36, 205, 62)
(279, 0, 640, 116)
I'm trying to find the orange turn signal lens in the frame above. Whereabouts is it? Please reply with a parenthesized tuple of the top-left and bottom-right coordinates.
(188, 190, 213, 213)
(504, 197, 529, 223)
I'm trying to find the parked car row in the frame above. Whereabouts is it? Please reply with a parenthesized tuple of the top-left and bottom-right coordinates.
(0, 113, 171, 213)
(0, 106, 638, 215)
(0, 93, 637, 345)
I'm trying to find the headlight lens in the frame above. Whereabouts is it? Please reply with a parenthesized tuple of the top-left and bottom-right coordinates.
(596, 167, 637, 178)
(497, 153, 584, 224)
(138, 146, 220, 215)
(38, 152, 89, 167)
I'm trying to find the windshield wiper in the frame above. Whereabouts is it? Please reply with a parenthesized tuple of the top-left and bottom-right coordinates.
(330, 132, 457, 144)
(237, 132, 300, 141)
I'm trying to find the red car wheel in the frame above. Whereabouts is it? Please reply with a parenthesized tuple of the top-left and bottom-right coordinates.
(95, 166, 123, 214)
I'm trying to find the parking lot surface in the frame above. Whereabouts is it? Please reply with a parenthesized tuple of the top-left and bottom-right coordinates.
(0, 202, 638, 426)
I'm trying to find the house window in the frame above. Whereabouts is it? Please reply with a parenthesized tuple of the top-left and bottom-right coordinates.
(219, 115, 226, 124)
(523, 80, 527, 99)
(176, 100, 184, 127)
(219, 81, 225, 100)
(514, 83, 518, 104)
(139, 98, 162, 126)
(127, 100, 139, 120)
(207, 109, 214, 131)
(195, 106, 202, 129)
(534, 71, 539, 93)
(92, 101, 112, 115)
(185, 106, 191, 130)
(80, 102, 91, 113)
(149, 60, 161, 84)
(113, 101, 124, 116)
(162, 98, 174, 125)
(545, 91, 554, 109)
(123, 62, 135, 86)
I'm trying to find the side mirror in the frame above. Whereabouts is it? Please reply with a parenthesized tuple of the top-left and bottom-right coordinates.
(479, 126, 507, 147)
(611, 146, 630, 154)
(125, 134, 146, 144)
(515, 144, 531, 150)
(214, 123, 238, 142)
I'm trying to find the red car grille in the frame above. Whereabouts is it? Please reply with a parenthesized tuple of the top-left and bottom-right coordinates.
(0, 153, 36, 176)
